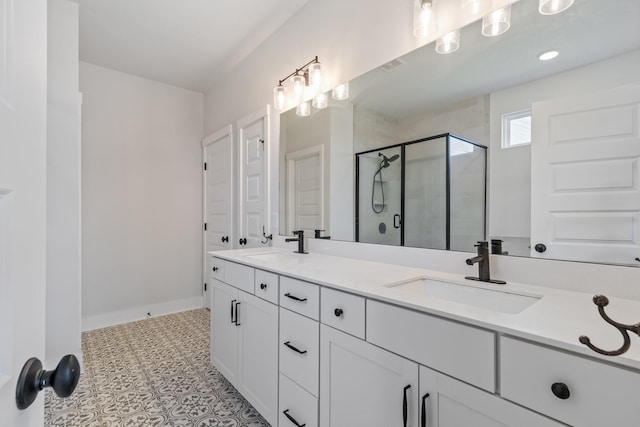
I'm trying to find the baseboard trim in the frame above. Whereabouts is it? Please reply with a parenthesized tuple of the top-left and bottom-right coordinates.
(82, 296, 204, 332)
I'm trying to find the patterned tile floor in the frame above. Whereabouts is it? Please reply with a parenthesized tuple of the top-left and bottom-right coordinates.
(45, 309, 270, 426)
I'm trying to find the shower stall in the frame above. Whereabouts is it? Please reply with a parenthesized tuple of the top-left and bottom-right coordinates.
(355, 133, 487, 251)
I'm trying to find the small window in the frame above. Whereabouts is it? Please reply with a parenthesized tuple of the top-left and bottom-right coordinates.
(502, 109, 531, 148)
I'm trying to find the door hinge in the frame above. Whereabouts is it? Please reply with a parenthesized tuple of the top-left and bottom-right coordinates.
(204, 283, 207, 291)
(203, 162, 207, 170)
(204, 223, 207, 231)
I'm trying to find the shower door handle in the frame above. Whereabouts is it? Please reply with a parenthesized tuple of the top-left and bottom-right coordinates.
(393, 214, 401, 229)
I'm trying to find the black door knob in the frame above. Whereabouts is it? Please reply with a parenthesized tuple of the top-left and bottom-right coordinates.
(551, 382, 570, 400)
(212, 266, 218, 272)
(16, 354, 80, 410)
(221, 236, 229, 243)
(334, 308, 344, 317)
(239, 238, 247, 245)
(535, 243, 547, 253)
(260, 283, 267, 290)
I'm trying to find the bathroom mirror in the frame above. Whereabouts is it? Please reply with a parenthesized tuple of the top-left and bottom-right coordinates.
(278, 0, 640, 266)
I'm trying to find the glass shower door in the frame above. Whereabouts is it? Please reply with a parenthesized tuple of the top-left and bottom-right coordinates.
(356, 147, 402, 245)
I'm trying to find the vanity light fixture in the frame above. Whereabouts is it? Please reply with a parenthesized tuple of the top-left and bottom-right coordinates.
(414, 0, 438, 39)
(332, 82, 349, 101)
(273, 56, 323, 111)
(538, 50, 559, 61)
(481, 5, 511, 37)
(539, 0, 574, 15)
(436, 29, 460, 54)
(462, 0, 491, 16)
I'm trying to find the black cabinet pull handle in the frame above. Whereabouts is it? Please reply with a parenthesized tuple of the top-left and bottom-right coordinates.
(394, 214, 401, 229)
(421, 393, 430, 427)
(230, 300, 236, 324)
(283, 409, 306, 427)
(284, 293, 307, 302)
(283, 341, 307, 355)
(234, 301, 241, 326)
(403, 384, 411, 427)
(260, 283, 267, 290)
(551, 382, 570, 399)
(334, 308, 343, 317)
(212, 266, 218, 272)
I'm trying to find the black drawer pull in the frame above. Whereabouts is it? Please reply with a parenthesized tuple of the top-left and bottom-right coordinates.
(284, 293, 307, 302)
(260, 283, 267, 290)
(283, 409, 306, 427)
(551, 382, 570, 399)
(234, 301, 241, 326)
(283, 341, 307, 355)
(334, 308, 343, 317)
(403, 384, 411, 427)
(421, 393, 430, 427)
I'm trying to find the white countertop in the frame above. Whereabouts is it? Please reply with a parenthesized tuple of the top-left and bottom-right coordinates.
(210, 247, 640, 371)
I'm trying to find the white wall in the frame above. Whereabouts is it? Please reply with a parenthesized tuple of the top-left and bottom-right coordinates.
(80, 63, 204, 330)
(46, 0, 82, 367)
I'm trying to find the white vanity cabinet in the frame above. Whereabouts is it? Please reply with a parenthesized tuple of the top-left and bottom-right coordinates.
(210, 262, 278, 426)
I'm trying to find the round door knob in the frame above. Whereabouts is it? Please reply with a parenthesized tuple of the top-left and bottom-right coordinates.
(16, 354, 80, 410)
(334, 308, 344, 317)
(534, 243, 547, 253)
(260, 283, 267, 290)
(212, 267, 218, 272)
(551, 382, 570, 400)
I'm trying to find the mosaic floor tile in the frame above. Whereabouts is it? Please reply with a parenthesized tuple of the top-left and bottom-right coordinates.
(45, 308, 270, 426)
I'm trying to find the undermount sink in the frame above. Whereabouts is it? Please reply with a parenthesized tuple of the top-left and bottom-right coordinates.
(384, 277, 540, 314)
(243, 251, 304, 262)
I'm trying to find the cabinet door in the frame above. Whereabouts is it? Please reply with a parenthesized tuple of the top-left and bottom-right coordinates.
(320, 325, 419, 427)
(211, 279, 239, 385)
(237, 292, 279, 426)
(419, 366, 562, 427)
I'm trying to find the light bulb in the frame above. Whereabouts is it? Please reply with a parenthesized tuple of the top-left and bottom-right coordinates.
(273, 85, 286, 110)
(296, 101, 311, 117)
(312, 92, 328, 109)
(308, 62, 322, 94)
(482, 5, 511, 37)
(539, 0, 574, 15)
(414, 0, 438, 39)
(292, 74, 306, 103)
(462, 0, 491, 15)
(435, 29, 460, 54)
(332, 83, 349, 101)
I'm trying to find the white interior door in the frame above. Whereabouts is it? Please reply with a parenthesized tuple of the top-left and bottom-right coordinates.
(531, 83, 640, 265)
(286, 145, 325, 235)
(203, 125, 233, 308)
(237, 107, 269, 248)
(0, 0, 48, 424)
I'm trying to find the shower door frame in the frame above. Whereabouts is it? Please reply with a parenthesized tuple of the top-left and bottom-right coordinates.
(355, 132, 487, 250)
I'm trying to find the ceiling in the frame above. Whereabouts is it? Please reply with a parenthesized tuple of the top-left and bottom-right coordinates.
(70, 0, 310, 92)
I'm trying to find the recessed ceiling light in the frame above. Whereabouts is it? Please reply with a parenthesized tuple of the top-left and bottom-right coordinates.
(538, 50, 559, 61)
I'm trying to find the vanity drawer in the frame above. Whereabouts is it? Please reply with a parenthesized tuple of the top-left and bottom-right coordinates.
(279, 373, 318, 427)
(320, 287, 365, 339)
(500, 336, 640, 427)
(280, 276, 320, 320)
(280, 308, 319, 396)
(254, 269, 278, 304)
(224, 261, 254, 294)
(366, 300, 495, 392)
(210, 256, 225, 282)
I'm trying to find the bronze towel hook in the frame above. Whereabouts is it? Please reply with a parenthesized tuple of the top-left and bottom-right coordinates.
(579, 295, 640, 356)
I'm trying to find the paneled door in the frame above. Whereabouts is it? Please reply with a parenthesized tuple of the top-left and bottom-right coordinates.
(0, 0, 48, 424)
(531, 84, 640, 265)
(202, 125, 233, 308)
(237, 107, 270, 248)
(286, 145, 326, 235)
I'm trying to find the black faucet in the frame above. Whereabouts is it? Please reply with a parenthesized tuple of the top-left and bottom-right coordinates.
(285, 230, 307, 254)
(314, 229, 331, 239)
(490, 239, 508, 255)
(465, 241, 506, 284)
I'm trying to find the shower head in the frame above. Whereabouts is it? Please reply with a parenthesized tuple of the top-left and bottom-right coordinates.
(378, 153, 400, 168)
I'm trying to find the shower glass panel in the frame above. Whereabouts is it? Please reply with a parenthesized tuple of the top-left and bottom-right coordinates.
(449, 136, 486, 251)
(356, 147, 402, 245)
(404, 137, 447, 249)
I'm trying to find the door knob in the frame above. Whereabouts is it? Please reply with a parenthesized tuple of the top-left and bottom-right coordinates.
(534, 243, 547, 253)
(221, 236, 229, 243)
(239, 238, 247, 245)
(16, 354, 80, 410)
